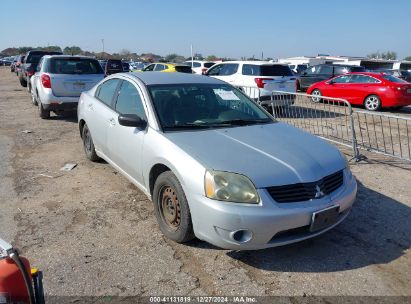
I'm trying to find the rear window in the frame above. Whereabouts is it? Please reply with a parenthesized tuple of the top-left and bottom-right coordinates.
(50, 58, 103, 74)
(381, 74, 407, 83)
(175, 66, 193, 73)
(242, 64, 293, 76)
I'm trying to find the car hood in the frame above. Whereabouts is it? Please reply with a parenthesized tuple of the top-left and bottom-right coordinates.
(164, 122, 346, 188)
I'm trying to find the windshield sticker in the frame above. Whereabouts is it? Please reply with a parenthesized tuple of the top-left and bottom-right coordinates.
(214, 89, 240, 101)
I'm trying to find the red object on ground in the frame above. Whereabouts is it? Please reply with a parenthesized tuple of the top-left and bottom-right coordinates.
(0, 256, 31, 303)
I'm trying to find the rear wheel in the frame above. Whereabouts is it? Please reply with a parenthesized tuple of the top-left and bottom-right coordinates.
(82, 124, 100, 162)
(19, 73, 27, 87)
(38, 102, 50, 119)
(364, 95, 381, 111)
(311, 89, 322, 102)
(31, 89, 38, 106)
(153, 171, 194, 243)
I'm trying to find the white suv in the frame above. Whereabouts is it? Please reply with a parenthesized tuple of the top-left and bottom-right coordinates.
(205, 61, 297, 106)
(185, 60, 216, 75)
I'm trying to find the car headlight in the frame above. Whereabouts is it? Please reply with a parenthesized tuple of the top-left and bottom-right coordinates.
(204, 170, 259, 204)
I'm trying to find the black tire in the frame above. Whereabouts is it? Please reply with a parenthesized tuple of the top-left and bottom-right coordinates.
(19, 73, 27, 87)
(82, 124, 100, 162)
(38, 102, 50, 119)
(153, 171, 194, 243)
(364, 95, 381, 111)
(311, 89, 322, 102)
(31, 89, 38, 106)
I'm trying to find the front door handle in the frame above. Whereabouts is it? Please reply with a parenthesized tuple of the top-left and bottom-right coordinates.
(109, 118, 116, 126)
(87, 104, 93, 111)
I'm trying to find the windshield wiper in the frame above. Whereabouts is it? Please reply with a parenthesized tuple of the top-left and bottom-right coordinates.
(219, 119, 273, 126)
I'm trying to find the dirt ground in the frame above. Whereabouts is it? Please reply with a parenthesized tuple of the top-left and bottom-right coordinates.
(0, 67, 410, 301)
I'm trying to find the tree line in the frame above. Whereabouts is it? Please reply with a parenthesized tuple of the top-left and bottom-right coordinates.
(0, 46, 226, 63)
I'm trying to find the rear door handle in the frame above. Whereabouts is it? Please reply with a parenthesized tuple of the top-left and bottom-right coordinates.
(109, 118, 116, 126)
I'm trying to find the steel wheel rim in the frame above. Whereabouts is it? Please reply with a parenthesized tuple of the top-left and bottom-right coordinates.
(159, 185, 181, 231)
(365, 96, 379, 110)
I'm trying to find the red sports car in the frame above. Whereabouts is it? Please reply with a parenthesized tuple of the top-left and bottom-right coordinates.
(306, 72, 411, 111)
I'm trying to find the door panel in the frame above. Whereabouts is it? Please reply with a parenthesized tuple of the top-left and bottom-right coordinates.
(86, 78, 121, 154)
(106, 80, 147, 185)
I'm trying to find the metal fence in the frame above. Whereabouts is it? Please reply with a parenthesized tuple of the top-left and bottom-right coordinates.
(236, 86, 411, 162)
(352, 110, 411, 161)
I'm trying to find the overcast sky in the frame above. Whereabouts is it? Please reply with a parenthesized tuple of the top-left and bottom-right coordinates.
(1, 0, 410, 59)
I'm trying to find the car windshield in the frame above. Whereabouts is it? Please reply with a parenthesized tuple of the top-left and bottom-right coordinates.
(148, 84, 273, 131)
(381, 74, 407, 83)
(50, 58, 103, 74)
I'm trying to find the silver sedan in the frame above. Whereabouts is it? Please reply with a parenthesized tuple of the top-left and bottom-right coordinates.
(77, 72, 357, 250)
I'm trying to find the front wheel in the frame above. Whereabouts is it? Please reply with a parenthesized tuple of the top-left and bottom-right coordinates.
(153, 171, 194, 243)
(364, 95, 381, 111)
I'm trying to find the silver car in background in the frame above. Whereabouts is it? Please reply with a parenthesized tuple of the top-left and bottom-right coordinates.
(30, 55, 104, 118)
(77, 72, 357, 250)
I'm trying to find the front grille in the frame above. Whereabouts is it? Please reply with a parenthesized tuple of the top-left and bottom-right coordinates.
(266, 170, 344, 203)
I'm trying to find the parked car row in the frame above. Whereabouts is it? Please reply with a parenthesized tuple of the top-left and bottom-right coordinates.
(13, 53, 357, 250)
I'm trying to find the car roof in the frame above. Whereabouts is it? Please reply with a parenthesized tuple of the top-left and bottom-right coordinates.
(43, 55, 97, 60)
(217, 61, 287, 66)
(127, 71, 225, 85)
(151, 62, 190, 67)
(346, 72, 383, 76)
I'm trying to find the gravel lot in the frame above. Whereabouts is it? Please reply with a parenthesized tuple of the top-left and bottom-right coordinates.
(0, 67, 410, 302)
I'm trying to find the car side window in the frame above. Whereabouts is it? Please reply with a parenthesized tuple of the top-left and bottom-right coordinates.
(332, 75, 351, 83)
(207, 64, 223, 76)
(154, 64, 166, 71)
(242, 64, 259, 76)
(115, 81, 146, 119)
(305, 66, 318, 75)
(220, 64, 239, 76)
(334, 66, 349, 75)
(193, 62, 201, 68)
(350, 75, 379, 83)
(144, 64, 155, 71)
(318, 65, 333, 75)
(95, 79, 121, 107)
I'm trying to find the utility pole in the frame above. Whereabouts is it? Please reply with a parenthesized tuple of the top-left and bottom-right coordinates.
(101, 39, 105, 58)
(190, 44, 194, 68)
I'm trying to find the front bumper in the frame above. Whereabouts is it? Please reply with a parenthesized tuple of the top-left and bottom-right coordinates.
(189, 169, 357, 250)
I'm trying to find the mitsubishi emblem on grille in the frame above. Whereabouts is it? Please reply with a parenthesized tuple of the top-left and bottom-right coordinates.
(314, 185, 325, 199)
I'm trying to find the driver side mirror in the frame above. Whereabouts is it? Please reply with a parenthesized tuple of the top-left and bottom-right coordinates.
(118, 114, 147, 129)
